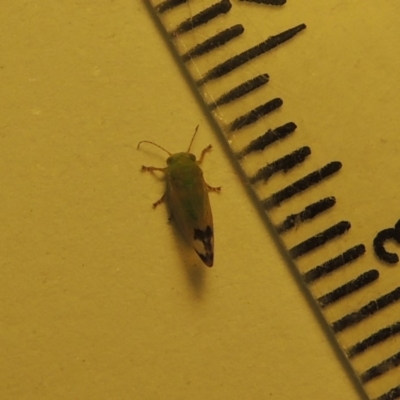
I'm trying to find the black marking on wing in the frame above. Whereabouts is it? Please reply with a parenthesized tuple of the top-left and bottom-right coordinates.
(194, 226, 214, 267)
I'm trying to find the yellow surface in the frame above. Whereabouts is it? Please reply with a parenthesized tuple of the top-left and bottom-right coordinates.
(3, 1, 398, 399)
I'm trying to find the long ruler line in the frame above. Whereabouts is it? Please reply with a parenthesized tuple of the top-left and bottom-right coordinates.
(196, 23, 306, 85)
(146, 1, 400, 398)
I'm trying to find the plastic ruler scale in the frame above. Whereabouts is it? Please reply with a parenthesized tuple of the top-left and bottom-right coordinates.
(143, 1, 400, 399)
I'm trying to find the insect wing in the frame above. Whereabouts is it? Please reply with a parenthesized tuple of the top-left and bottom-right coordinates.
(166, 158, 214, 267)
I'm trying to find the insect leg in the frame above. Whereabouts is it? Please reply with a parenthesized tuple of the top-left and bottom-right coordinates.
(197, 145, 212, 164)
(141, 165, 166, 173)
(206, 183, 221, 193)
(152, 192, 166, 209)
(141, 166, 167, 207)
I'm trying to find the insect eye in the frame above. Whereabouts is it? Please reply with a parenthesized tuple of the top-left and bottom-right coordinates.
(189, 154, 196, 161)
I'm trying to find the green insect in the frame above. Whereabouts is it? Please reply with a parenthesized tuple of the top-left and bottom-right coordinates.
(138, 126, 220, 267)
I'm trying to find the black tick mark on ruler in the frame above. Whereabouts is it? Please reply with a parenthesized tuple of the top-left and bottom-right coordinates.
(182, 25, 245, 62)
(360, 351, 400, 384)
(332, 287, 400, 333)
(289, 220, 351, 259)
(239, 0, 287, 5)
(156, 0, 187, 14)
(236, 122, 297, 159)
(276, 197, 336, 234)
(302, 244, 366, 283)
(170, 0, 232, 37)
(249, 146, 311, 184)
(209, 73, 269, 110)
(229, 98, 283, 131)
(317, 269, 379, 308)
(262, 161, 342, 210)
(346, 321, 400, 358)
(375, 386, 400, 400)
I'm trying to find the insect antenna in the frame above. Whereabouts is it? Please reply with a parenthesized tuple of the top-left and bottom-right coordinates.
(137, 141, 172, 156)
(187, 125, 200, 153)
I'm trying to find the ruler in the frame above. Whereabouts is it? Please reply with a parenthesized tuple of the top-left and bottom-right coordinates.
(144, 1, 400, 399)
